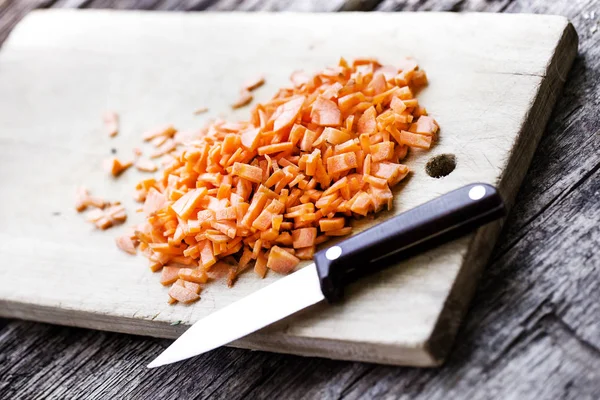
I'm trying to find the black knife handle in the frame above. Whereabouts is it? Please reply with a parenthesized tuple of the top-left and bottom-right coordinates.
(313, 183, 505, 303)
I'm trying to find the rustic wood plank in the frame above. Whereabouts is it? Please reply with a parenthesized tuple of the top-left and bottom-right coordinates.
(0, 0, 599, 399)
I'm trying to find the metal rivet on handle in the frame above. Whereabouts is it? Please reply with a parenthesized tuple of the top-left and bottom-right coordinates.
(326, 246, 342, 261)
(468, 185, 486, 200)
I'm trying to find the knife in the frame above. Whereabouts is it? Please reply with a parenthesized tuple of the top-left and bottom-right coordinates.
(148, 183, 505, 368)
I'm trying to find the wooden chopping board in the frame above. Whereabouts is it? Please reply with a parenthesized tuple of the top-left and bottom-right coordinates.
(0, 10, 577, 366)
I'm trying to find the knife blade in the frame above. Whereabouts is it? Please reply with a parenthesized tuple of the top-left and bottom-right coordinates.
(148, 183, 505, 368)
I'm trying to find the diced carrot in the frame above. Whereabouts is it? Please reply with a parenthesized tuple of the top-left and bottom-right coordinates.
(409, 115, 439, 135)
(232, 162, 263, 184)
(199, 240, 216, 268)
(370, 142, 395, 162)
(325, 227, 353, 236)
(160, 266, 181, 286)
(104, 157, 132, 177)
(216, 206, 237, 221)
(134, 158, 157, 172)
(324, 127, 352, 145)
(193, 106, 209, 115)
(232, 90, 253, 109)
(295, 246, 315, 260)
(327, 152, 358, 175)
(272, 96, 305, 132)
(292, 227, 317, 248)
(168, 284, 200, 304)
(350, 191, 372, 216)
(103, 112, 119, 137)
(258, 142, 294, 155)
(178, 268, 208, 284)
(116, 234, 137, 255)
(142, 125, 176, 141)
(170, 188, 207, 220)
(254, 251, 268, 278)
(399, 130, 432, 149)
(266, 246, 300, 274)
(150, 139, 176, 158)
(311, 96, 342, 127)
(243, 75, 265, 91)
(319, 217, 345, 232)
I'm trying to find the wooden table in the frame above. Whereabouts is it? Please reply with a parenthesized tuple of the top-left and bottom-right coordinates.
(0, 0, 598, 398)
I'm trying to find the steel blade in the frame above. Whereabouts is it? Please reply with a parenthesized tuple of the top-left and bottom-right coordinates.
(148, 264, 324, 368)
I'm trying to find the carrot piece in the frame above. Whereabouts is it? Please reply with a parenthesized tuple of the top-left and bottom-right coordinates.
(198, 240, 216, 268)
(168, 284, 200, 304)
(240, 128, 261, 151)
(409, 115, 439, 136)
(338, 92, 366, 112)
(292, 227, 317, 249)
(326, 152, 358, 175)
(325, 227, 353, 236)
(142, 125, 176, 141)
(363, 174, 388, 189)
(295, 246, 315, 260)
(370, 142, 395, 162)
(400, 131, 431, 149)
(211, 220, 237, 239)
(178, 268, 208, 284)
(193, 106, 209, 115)
(241, 192, 268, 228)
(324, 127, 352, 145)
(160, 266, 181, 286)
(171, 188, 207, 220)
(350, 191, 372, 216)
(232, 90, 253, 109)
(104, 157, 132, 177)
(254, 251, 268, 278)
(149, 139, 176, 159)
(267, 246, 300, 274)
(311, 96, 342, 127)
(232, 162, 263, 184)
(258, 142, 294, 155)
(243, 75, 265, 91)
(103, 112, 119, 137)
(116, 234, 137, 255)
(272, 96, 306, 132)
(319, 217, 345, 232)
(134, 158, 157, 172)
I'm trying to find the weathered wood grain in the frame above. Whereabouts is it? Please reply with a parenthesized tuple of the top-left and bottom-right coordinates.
(0, 0, 599, 399)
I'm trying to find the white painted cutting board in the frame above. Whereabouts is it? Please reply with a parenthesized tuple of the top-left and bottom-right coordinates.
(0, 10, 577, 366)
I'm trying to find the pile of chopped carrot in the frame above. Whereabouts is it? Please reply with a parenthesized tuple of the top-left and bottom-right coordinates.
(115, 58, 438, 304)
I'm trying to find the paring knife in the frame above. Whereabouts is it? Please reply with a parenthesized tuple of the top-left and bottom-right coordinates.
(148, 183, 505, 368)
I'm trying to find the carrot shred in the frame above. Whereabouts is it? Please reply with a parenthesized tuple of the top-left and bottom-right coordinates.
(232, 90, 253, 109)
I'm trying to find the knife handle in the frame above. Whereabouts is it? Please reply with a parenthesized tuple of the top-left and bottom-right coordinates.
(313, 183, 506, 303)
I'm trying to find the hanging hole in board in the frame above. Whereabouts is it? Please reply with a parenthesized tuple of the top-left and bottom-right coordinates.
(426, 154, 456, 178)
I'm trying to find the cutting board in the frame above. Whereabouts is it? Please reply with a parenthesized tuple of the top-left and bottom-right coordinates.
(0, 10, 577, 366)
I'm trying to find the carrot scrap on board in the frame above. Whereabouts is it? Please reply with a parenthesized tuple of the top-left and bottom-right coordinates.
(104, 157, 132, 177)
(134, 158, 158, 172)
(193, 106, 209, 115)
(243, 75, 265, 91)
(75, 187, 106, 212)
(103, 112, 119, 137)
(232, 90, 253, 109)
(105, 57, 438, 304)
